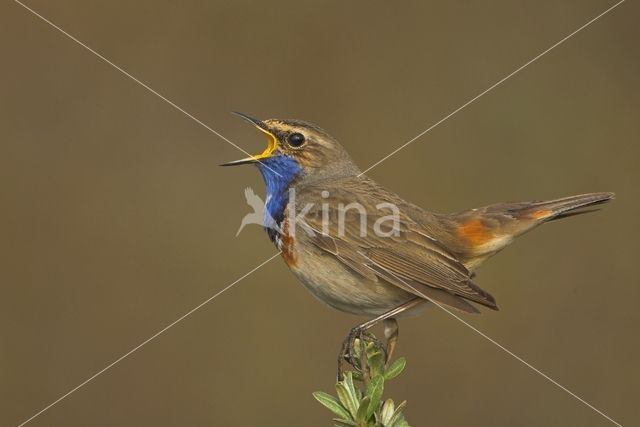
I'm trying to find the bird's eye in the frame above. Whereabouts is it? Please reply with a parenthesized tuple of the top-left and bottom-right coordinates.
(287, 132, 306, 148)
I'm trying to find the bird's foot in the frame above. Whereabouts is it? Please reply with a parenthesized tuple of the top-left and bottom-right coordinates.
(337, 327, 387, 380)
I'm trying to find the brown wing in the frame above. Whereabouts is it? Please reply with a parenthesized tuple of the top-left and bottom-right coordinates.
(296, 179, 497, 313)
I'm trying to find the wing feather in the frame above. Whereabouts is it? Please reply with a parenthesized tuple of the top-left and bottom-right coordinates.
(297, 180, 498, 312)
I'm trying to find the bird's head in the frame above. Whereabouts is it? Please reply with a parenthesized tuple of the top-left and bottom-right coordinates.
(221, 113, 360, 187)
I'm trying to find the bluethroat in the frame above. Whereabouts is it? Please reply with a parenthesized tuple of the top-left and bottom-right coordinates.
(222, 112, 614, 377)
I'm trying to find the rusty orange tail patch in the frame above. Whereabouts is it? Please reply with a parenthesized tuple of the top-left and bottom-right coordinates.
(458, 218, 493, 247)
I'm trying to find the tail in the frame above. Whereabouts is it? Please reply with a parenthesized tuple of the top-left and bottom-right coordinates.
(450, 192, 615, 269)
(515, 192, 615, 222)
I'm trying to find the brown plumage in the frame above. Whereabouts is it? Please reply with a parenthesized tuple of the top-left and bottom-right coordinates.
(222, 114, 614, 374)
(293, 176, 613, 315)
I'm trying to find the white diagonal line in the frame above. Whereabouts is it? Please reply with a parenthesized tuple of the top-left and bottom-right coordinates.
(359, 0, 625, 176)
(16, 252, 281, 427)
(11, 1, 626, 426)
(356, 3, 626, 424)
(10, 3, 287, 426)
(12, 0, 282, 177)
(429, 302, 624, 427)
(356, 250, 624, 427)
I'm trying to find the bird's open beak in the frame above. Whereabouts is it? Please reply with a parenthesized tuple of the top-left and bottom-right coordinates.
(220, 112, 278, 166)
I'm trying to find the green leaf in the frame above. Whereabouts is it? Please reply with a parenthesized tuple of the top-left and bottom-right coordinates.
(313, 391, 352, 420)
(333, 419, 358, 427)
(365, 375, 384, 418)
(380, 399, 395, 426)
(368, 351, 386, 377)
(352, 338, 362, 359)
(388, 400, 407, 426)
(392, 415, 410, 427)
(356, 396, 371, 423)
(344, 372, 359, 402)
(365, 341, 377, 358)
(384, 357, 406, 380)
(318, 331, 411, 426)
(335, 383, 358, 419)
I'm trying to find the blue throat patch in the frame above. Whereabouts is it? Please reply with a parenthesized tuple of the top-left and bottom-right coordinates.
(256, 155, 302, 235)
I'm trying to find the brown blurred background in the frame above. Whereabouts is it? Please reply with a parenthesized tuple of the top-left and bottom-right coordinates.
(1, 1, 638, 425)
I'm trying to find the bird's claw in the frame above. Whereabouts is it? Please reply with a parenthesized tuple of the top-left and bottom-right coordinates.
(337, 327, 387, 380)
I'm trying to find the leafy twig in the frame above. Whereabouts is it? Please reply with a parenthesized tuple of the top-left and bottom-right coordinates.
(313, 337, 410, 427)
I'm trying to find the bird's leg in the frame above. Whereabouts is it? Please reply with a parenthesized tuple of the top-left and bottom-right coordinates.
(337, 298, 422, 380)
(383, 318, 399, 365)
(338, 326, 385, 380)
(348, 328, 386, 368)
(337, 327, 363, 378)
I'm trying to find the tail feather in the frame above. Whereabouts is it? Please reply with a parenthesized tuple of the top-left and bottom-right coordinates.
(450, 192, 614, 270)
(521, 192, 615, 222)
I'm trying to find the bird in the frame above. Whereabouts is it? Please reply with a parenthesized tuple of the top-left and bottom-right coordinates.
(221, 112, 614, 377)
